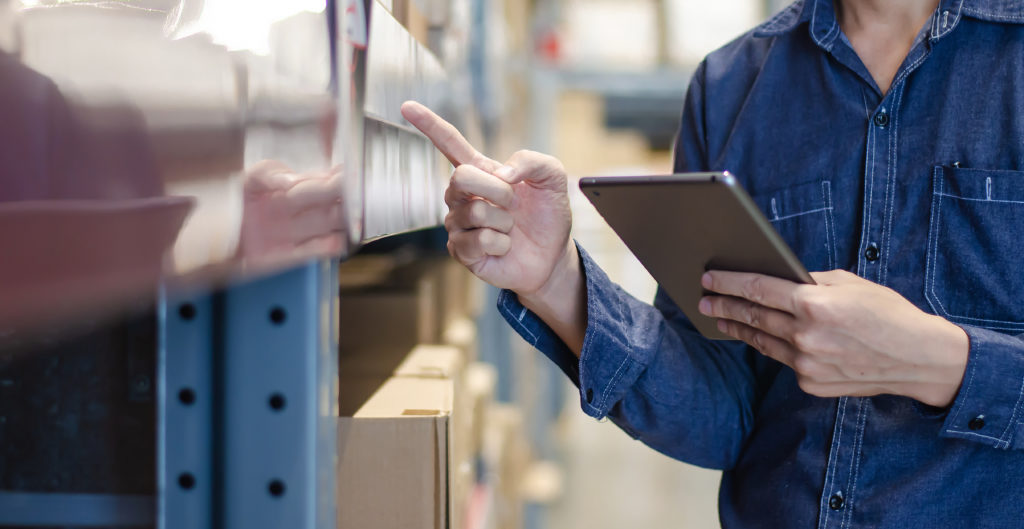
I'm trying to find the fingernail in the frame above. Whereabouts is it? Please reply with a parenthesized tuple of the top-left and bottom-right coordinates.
(495, 166, 514, 180)
(701, 272, 713, 288)
(698, 297, 711, 315)
(717, 320, 727, 332)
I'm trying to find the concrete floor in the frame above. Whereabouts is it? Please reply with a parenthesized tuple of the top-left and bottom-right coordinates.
(547, 398, 722, 529)
(542, 185, 724, 529)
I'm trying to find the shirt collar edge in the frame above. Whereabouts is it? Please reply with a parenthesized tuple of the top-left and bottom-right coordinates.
(752, 0, 809, 38)
(752, 0, 1024, 42)
(960, 1, 1024, 25)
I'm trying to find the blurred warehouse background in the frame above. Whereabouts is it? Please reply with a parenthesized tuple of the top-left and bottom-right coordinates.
(0, 1, 789, 529)
(361, 1, 789, 529)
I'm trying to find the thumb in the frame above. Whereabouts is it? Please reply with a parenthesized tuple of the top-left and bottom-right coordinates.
(495, 150, 566, 188)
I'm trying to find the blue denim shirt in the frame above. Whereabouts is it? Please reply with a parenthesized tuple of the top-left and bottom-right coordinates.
(498, 1, 1024, 527)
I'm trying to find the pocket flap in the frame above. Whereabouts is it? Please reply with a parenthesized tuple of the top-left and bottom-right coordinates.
(934, 166, 1024, 203)
(752, 179, 833, 222)
(751, 179, 836, 272)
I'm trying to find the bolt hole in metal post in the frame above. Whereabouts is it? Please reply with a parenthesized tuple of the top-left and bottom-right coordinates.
(178, 303, 196, 321)
(268, 480, 286, 497)
(178, 473, 196, 490)
(268, 393, 286, 411)
(269, 306, 287, 325)
(178, 388, 196, 405)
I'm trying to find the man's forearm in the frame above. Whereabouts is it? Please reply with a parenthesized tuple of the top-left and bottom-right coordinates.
(517, 242, 588, 356)
(905, 314, 969, 408)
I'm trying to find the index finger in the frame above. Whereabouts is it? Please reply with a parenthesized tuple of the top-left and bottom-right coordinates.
(701, 271, 801, 313)
(401, 101, 501, 172)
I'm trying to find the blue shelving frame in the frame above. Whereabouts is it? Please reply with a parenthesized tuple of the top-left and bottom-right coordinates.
(160, 260, 339, 529)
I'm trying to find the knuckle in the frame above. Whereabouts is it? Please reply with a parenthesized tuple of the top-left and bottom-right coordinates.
(708, 297, 724, 318)
(745, 303, 761, 327)
(796, 292, 825, 319)
(450, 167, 468, 188)
(743, 276, 764, 303)
(793, 354, 820, 378)
(468, 153, 490, 168)
(512, 149, 532, 160)
(790, 329, 815, 352)
(476, 228, 494, 246)
(447, 239, 465, 262)
(750, 330, 767, 351)
(468, 201, 487, 226)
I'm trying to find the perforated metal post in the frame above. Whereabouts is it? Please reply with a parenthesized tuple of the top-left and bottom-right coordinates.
(160, 292, 215, 529)
(160, 260, 338, 529)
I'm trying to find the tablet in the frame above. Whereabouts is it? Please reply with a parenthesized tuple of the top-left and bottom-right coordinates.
(579, 172, 813, 340)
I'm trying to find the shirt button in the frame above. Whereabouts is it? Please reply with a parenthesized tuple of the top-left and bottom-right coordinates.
(864, 243, 880, 262)
(968, 415, 986, 430)
(874, 110, 889, 127)
(829, 493, 844, 510)
(585, 388, 594, 403)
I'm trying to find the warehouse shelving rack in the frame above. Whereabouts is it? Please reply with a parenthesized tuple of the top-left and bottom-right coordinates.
(0, 0, 451, 527)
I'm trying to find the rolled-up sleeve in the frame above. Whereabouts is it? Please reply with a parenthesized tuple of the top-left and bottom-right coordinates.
(497, 242, 761, 470)
(940, 325, 1024, 450)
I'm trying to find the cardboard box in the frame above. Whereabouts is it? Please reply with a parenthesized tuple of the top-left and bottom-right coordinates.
(443, 317, 478, 361)
(442, 259, 487, 322)
(439, 259, 471, 326)
(465, 362, 497, 455)
(339, 273, 439, 353)
(338, 346, 477, 529)
(481, 405, 530, 529)
(341, 257, 483, 354)
(337, 254, 403, 289)
(395, 344, 466, 379)
(341, 343, 466, 380)
(338, 376, 455, 529)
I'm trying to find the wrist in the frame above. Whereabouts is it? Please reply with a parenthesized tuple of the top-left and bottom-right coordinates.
(518, 240, 581, 315)
(911, 316, 970, 408)
(515, 240, 587, 354)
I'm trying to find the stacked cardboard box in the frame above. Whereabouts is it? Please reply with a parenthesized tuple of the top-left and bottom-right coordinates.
(339, 347, 491, 529)
(338, 375, 455, 529)
(338, 256, 496, 529)
(465, 362, 497, 460)
(339, 255, 483, 350)
(480, 405, 530, 529)
(337, 251, 544, 526)
(339, 271, 440, 353)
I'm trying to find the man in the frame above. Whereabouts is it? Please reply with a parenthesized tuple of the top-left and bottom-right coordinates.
(403, 0, 1024, 526)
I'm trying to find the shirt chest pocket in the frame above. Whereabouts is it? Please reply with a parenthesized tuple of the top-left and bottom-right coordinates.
(925, 166, 1024, 332)
(751, 180, 837, 273)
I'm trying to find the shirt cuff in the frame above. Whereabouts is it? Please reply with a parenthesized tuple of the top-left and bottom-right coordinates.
(940, 325, 1024, 449)
(496, 241, 647, 419)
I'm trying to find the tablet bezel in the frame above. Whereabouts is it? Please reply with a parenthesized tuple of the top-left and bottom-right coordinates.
(579, 172, 814, 340)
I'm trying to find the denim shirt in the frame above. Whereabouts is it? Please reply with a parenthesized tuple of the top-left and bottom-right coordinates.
(497, 0, 1024, 527)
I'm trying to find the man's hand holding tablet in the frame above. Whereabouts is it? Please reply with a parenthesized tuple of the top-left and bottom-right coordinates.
(403, 100, 968, 408)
